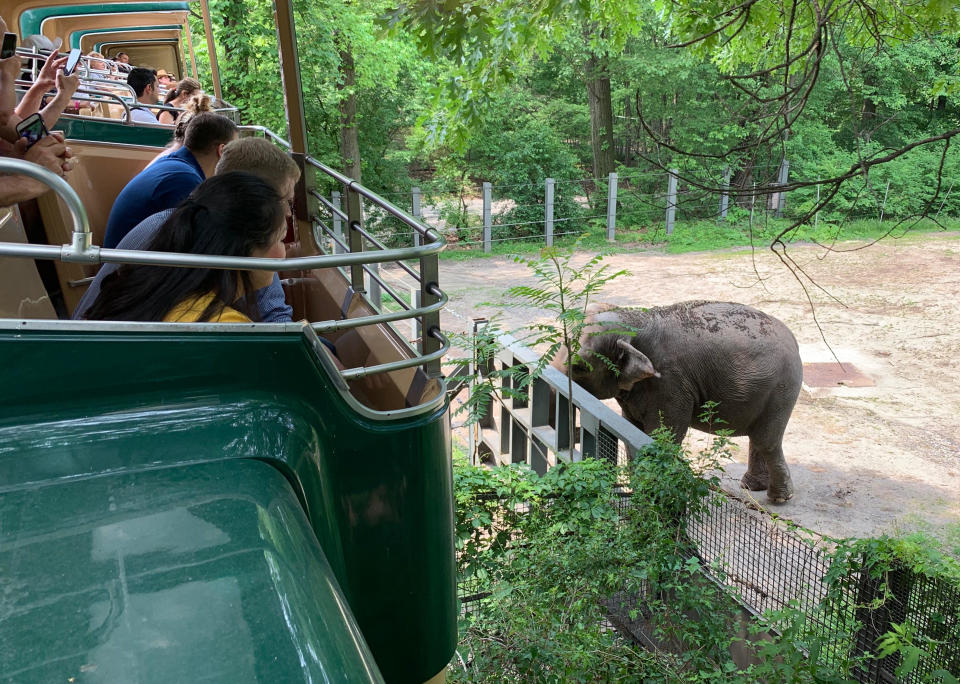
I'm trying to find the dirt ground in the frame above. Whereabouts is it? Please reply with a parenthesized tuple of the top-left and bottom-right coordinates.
(414, 231, 960, 544)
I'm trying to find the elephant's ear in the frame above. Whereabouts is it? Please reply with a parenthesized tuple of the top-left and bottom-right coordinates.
(616, 338, 659, 389)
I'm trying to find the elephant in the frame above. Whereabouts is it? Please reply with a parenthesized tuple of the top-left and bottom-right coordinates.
(553, 300, 802, 503)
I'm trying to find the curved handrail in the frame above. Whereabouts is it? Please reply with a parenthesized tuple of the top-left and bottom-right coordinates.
(13, 81, 134, 123)
(340, 329, 449, 380)
(0, 158, 91, 250)
(304, 156, 441, 243)
(239, 125, 292, 149)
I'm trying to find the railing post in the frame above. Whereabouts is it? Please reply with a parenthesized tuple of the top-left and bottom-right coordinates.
(345, 186, 365, 292)
(545, 177, 555, 247)
(366, 262, 381, 312)
(412, 186, 422, 247)
(409, 285, 422, 351)
(666, 168, 678, 235)
(300, 156, 319, 250)
(482, 182, 492, 253)
(419, 250, 442, 378)
(719, 166, 731, 221)
(331, 191, 345, 254)
(776, 158, 789, 218)
(606, 172, 617, 242)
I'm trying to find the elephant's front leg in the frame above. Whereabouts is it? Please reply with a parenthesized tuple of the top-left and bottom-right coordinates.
(618, 394, 693, 444)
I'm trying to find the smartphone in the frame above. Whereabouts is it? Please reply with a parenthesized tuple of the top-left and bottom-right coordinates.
(16, 112, 49, 148)
(63, 48, 81, 76)
(1, 32, 16, 59)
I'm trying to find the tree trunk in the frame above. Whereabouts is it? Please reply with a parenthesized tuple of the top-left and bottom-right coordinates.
(586, 53, 615, 180)
(338, 46, 361, 182)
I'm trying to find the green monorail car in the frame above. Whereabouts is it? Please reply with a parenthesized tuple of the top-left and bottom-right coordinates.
(0, 2, 456, 681)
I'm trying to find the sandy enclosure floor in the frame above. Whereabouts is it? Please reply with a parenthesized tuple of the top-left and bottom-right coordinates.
(398, 232, 960, 543)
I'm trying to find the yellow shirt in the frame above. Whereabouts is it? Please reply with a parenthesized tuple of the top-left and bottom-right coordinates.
(163, 293, 251, 323)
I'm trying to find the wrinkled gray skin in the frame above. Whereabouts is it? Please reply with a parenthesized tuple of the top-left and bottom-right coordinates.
(554, 301, 802, 503)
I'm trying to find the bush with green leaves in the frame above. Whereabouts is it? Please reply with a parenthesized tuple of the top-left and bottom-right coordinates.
(450, 427, 960, 683)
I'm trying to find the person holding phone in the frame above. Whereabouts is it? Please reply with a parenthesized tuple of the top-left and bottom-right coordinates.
(14, 51, 80, 130)
(0, 15, 74, 206)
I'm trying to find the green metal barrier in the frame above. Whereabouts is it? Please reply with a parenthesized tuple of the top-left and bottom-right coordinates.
(0, 324, 457, 682)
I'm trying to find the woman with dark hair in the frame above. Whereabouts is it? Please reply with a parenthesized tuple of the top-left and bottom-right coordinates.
(158, 77, 203, 125)
(86, 172, 286, 323)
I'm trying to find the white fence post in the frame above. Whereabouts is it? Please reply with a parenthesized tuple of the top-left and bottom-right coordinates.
(666, 169, 678, 235)
(545, 177, 555, 246)
(606, 172, 617, 242)
(776, 158, 790, 218)
(719, 166, 731, 220)
(411, 186, 422, 247)
(482, 182, 492, 253)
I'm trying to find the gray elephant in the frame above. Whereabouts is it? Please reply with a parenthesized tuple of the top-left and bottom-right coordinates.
(554, 300, 802, 503)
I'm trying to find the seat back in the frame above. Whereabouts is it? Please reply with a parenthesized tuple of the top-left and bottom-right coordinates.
(35, 139, 162, 314)
(283, 268, 441, 411)
(0, 206, 57, 319)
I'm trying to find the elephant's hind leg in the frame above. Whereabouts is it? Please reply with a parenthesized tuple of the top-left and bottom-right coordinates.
(745, 440, 794, 504)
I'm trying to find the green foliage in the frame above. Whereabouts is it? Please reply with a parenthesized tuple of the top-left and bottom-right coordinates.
(452, 434, 960, 682)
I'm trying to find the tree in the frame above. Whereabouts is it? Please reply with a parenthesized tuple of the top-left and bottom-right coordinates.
(387, 0, 646, 177)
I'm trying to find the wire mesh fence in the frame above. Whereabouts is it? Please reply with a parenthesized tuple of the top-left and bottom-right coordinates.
(456, 486, 960, 682)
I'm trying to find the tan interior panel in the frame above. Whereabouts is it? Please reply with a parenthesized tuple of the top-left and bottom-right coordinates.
(99, 41, 180, 75)
(36, 139, 162, 315)
(283, 268, 439, 411)
(0, 206, 57, 319)
(41, 10, 186, 47)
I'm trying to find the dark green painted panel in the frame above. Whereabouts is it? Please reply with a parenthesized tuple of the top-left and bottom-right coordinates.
(19, 2, 188, 36)
(70, 24, 183, 49)
(0, 459, 383, 682)
(0, 328, 457, 684)
(56, 115, 172, 146)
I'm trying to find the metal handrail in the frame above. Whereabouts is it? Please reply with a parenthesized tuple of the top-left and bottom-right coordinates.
(341, 328, 449, 380)
(14, 81, 133, 122)
(348, 222, 422, 282)
(310, 284, 446, 333)
(239, 125, 292, 149)
(311, 190, 348, 221)
(0, 156, 449, 383)
(0, 159, 91, 251)
(304, 156, 440, 243)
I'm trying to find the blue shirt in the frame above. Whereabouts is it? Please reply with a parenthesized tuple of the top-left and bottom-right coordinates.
(103, 146, 204, 249)
(74, 208, 294, 323)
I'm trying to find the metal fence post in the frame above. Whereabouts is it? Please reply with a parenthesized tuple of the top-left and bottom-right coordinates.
(345, 186, 365, 292)
(409, 285, 422, 351)
(814, 184, 820, 229)
(412, 186, 422, 247)
(666, 169, 678, 235)
(331, 191, 344, 255)
(419, 250, 442, 378)
(545, 177, 555, 246)
(879, 179, 890, 222)
(719, 166, 731, 221)
(365, 262, 381, 312)
(482, 182, 492, 253)
(776, 158, 790, 218)
(606, 172, 617, 242)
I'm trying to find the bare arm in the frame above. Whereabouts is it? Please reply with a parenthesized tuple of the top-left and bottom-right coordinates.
(38, 71, 80, 128)
(0, 55, 21, 142)
(14, 53, 67, 121)
(0, 133, 74, 206)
